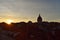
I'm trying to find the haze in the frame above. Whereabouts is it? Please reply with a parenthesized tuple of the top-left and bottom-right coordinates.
(0, 0, 60, 22)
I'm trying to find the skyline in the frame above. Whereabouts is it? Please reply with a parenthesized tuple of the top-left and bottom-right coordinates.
(0, 0, 60, 22)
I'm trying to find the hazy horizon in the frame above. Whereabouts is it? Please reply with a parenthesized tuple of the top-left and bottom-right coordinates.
(0, 0, 60, 22)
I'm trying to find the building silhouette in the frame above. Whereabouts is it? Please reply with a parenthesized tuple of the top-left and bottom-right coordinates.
(37, 14, 42, 23)
(0, 14, 60, 40)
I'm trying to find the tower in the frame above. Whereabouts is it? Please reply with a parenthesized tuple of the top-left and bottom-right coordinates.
(37, 14, 42, 23)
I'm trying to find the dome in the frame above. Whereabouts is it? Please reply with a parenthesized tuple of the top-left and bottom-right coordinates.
(37, 14, 42, 23)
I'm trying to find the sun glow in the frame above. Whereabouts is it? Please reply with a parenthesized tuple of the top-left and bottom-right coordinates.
(5, 19, 14, 24)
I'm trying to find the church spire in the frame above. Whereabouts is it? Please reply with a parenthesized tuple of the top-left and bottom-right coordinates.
(37, 14, 42, 23)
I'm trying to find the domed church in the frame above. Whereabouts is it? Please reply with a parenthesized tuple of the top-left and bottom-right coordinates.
(37, 14, 42, 23)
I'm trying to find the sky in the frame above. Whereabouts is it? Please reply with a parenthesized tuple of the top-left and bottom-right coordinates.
(0, 0, 60, 22)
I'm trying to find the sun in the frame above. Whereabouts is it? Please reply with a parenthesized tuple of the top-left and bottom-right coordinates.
(5, 19, 14, 24)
